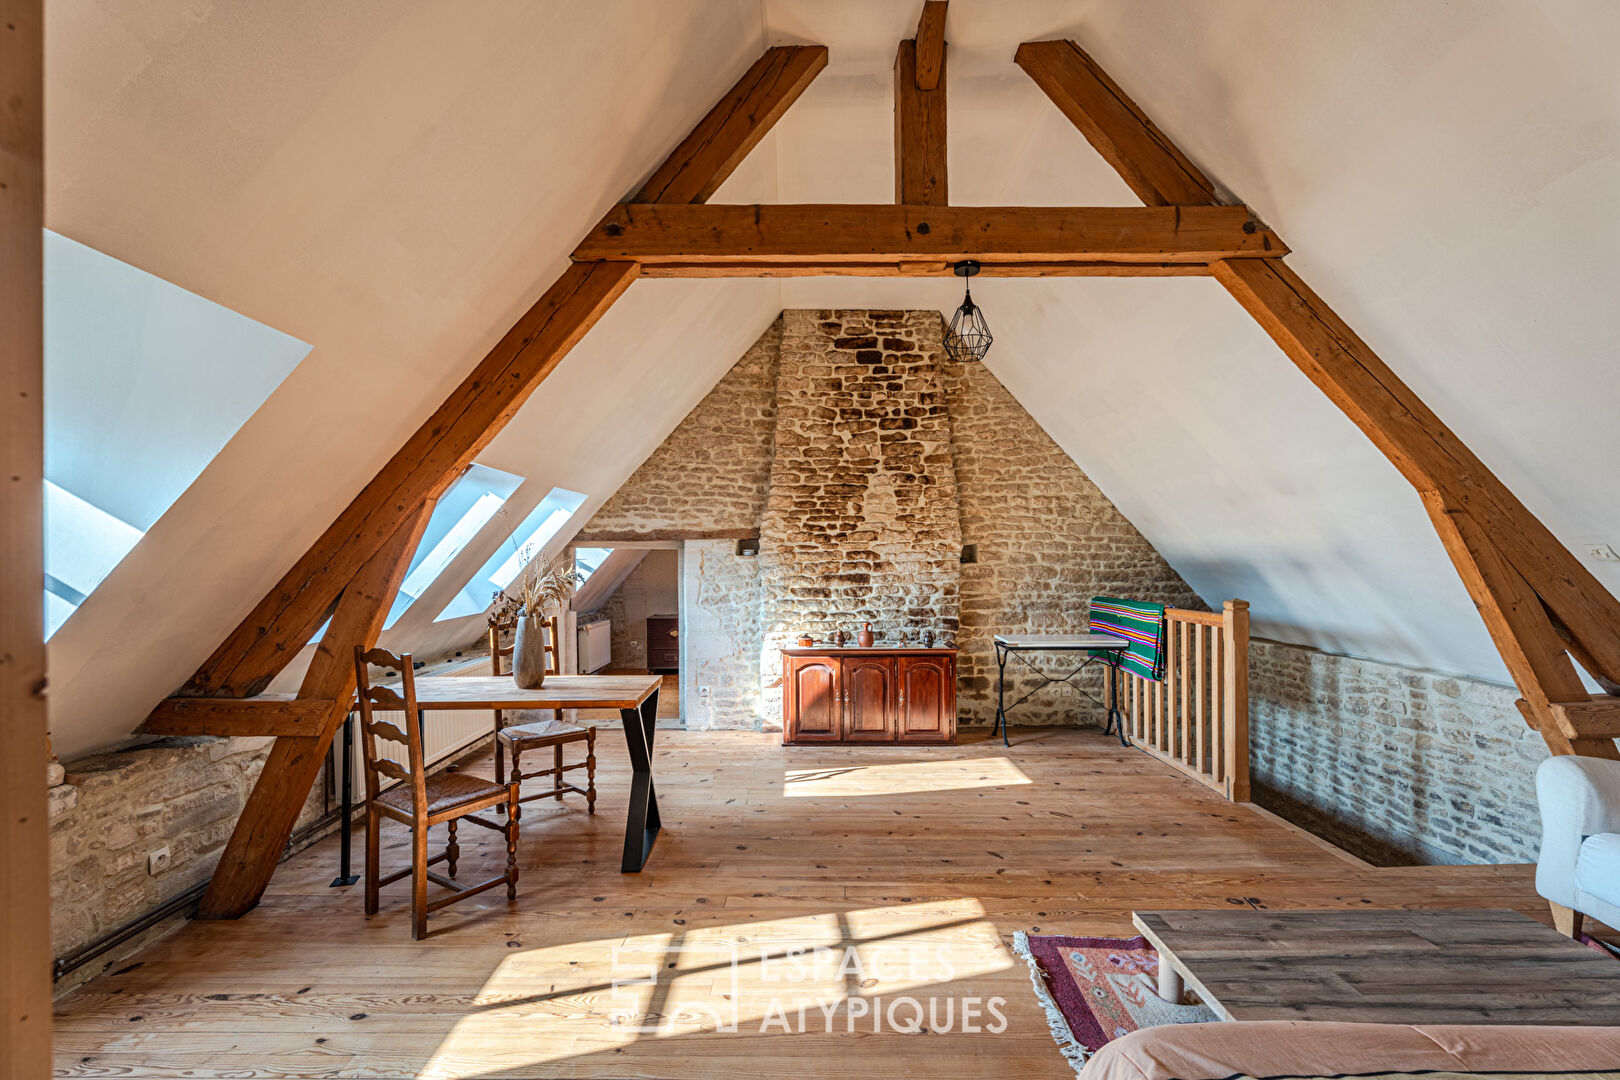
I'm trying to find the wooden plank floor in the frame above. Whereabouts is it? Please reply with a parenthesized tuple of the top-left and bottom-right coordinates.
(52, 730, 1546, 1079)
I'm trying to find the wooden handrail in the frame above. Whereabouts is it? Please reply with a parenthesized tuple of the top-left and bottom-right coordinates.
(1118, 600, 1250, 801)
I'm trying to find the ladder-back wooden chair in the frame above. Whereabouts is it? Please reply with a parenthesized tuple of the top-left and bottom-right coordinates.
(354, 646, 520, 939)
(488, 612, 597, 813)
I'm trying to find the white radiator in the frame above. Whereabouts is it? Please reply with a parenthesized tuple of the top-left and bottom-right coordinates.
(578, 617, 612, 673)
(347, 701, 493, 797)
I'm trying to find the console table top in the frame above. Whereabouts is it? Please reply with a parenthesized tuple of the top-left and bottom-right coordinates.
(780, 646, 957, 656)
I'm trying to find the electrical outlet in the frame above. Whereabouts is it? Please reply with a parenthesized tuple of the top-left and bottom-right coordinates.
(1589, 543, 1620, 563)
(148, 846, 172, 875)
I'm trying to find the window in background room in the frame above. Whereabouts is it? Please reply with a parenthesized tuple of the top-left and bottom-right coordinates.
(574, 546, 613, 585)
(42, 232, 311, 639)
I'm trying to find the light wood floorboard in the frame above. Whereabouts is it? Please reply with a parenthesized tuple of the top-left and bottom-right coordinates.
(52, 729, 1546, 1078)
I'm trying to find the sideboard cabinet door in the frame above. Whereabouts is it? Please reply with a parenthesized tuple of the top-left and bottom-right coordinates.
(843, 657, 896, 742)
(897, 655, 955, 742)
(785, 657, 842, 741)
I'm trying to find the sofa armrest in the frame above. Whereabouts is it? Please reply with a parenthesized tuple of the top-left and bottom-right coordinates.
(1537, 755, 1620, 907)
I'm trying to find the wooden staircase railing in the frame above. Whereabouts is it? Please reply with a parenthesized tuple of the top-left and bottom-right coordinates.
(1117, 600, 1250, 801)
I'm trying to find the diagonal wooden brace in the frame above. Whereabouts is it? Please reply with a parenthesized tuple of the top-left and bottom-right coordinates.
(198, 500, 435, 919)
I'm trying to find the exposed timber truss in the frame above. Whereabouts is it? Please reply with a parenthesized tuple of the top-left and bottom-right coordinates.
(150, 4, 1619, 916)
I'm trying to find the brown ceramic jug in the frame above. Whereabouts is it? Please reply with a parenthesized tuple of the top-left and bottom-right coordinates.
(857, 623, 874, 648)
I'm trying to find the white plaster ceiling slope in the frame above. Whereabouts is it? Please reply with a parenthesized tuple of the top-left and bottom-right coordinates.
(43, 0, 1620, 756)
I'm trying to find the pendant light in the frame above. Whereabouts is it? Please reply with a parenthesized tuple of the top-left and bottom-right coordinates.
(944, 260, 992, 362)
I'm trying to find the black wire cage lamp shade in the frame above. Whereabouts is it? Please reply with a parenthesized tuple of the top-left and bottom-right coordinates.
(944, 260, 992, 363)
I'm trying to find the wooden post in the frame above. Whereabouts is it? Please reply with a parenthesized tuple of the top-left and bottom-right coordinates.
(895, 2, 948, 206)
(1222, 601, 1251, 802)
(1, 2, 49, 1074)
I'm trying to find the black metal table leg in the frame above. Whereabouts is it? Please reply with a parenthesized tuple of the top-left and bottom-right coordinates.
(619, 689, 661, 872)
(1104, 659, 1129, 747)
(995, 643, 1010, 746)
(331, 711, 359, 887)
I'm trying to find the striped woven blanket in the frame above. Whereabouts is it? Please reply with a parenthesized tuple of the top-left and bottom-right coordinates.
(1088, 597, 1167, 681)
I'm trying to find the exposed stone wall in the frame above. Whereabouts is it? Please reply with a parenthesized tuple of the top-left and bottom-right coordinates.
(584, 307, 1200, 732)
(50, 737, 326, 987)
(581, 318, 780, 537)
(1248, 639, 1545, 864)
(942, 358, 1204, 725)
(758, 310, 963, 718)
(682, 539, 764, 729)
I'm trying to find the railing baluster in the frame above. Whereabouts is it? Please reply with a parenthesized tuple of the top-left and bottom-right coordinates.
(1194, 622, 1206, 777)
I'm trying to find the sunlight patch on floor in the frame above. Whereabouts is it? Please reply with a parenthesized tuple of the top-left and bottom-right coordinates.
(423, 900, 1009, 1077)
(783, 756, 1032, 797)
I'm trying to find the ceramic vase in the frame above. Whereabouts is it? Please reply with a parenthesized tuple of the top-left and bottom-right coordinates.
(857, 622, 875, 648)
(512, 614, 549, 689)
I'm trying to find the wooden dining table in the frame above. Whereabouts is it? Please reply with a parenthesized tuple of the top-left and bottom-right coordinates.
(407, 674, 664, 873)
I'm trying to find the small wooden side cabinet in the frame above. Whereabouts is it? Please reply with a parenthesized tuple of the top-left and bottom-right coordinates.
(781, 647, 957, 745)
(647, 615, 679, 672)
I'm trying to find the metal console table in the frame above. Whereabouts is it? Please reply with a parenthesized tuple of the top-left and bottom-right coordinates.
(991, 633, 1130, 747)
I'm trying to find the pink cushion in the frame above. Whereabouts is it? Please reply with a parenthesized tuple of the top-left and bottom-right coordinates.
(1079, 1022, 1620, 1080)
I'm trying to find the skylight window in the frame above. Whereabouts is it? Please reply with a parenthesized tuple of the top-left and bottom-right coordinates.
(382, 464, 523, 629)
(574, 546, 613, 585)
(434, 487, 588, 622)
(43, 481, 144, 639)
(42, 232, 311, 640)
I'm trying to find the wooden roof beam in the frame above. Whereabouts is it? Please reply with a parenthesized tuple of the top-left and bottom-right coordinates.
(1015, 39, 1217, 207)
(1017, 34, 1620, 756)
(636, 260, 1210, 278)
(1216, 257, 1620, 693)
(634, 45, 827, 204)
(176, 259, 635, 699)
(199, 501, 436, 919)
(137, 695, 340, 738)
(575, 203, 1284, 265)
(171, 43, 828, 703)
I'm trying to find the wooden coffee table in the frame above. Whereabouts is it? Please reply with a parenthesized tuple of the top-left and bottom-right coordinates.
(1133, 908, 1620, 1025)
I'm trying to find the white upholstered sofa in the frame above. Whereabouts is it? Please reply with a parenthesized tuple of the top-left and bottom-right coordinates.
(1537, 754, 1620, 937)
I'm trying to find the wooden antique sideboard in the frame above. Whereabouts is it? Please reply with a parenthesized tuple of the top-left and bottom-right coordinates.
(781, 646, 957, 745)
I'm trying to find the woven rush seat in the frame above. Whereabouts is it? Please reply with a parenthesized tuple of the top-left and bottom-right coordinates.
(498, 717, 589, 749)
(377, 770, 508, 819)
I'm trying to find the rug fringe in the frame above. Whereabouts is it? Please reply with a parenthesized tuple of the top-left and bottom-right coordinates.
(1011, 930, 1093, 1078)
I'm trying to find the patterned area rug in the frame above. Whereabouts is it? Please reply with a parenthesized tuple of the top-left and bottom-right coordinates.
(1012, 932, 1217, 1075)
